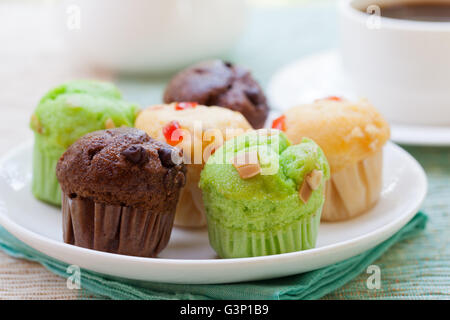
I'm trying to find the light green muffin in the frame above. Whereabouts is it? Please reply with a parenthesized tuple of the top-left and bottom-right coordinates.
(199, 129, 330, 258)
(30, 80, 139, 206)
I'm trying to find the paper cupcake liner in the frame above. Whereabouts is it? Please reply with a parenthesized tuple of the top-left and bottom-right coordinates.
(31, 139, 62, 206)
(174, 164, 207, 228)
(206, 208, 322, 259)
(62, 193, 175, 257)
(322, 150, 383, 221)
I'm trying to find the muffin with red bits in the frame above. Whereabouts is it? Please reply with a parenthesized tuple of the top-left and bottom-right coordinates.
(274, 97, 390, 221)
(56, 127, 186, 257)
(163, 60, 269, 129)
(135, 103, 252, 228)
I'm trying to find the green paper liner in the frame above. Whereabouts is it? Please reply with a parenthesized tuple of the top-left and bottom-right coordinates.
(31, 137, 63, 206)
(62, 193, 175, 257)
(207, 207, 322, 259)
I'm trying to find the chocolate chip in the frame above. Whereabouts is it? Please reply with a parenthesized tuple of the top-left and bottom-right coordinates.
(223, 61, 233, 68)
(122, 145, 148, 165)
(158, 147, 182, 168)
(69, 193, 77, 199)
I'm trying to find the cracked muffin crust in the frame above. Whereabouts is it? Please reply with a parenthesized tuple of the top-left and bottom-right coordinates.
(281, 98, 390, 222)
(56, 127, 186, 257)
(56, 127, 186, 209)
(163, 60, 269, 129)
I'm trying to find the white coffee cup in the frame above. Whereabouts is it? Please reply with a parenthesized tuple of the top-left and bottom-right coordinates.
(61, 0, 247, 74)
(339, 0, 450, 126)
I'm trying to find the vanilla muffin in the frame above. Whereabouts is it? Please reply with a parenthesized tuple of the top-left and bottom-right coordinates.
(135, 103, 252, 227)
(279, 97, 390, 221)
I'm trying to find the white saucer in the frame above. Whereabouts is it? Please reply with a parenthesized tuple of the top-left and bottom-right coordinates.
(267, 50, 450, 146)
(0, 141, 426, 284)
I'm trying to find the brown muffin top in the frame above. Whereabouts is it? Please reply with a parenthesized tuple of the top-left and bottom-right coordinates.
(163, 60, 269, 129)
(56, 127, 186, 209)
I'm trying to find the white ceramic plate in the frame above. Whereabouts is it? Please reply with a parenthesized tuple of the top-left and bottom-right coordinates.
(267, 50, 450, 147)
(0, 141, 426, 284)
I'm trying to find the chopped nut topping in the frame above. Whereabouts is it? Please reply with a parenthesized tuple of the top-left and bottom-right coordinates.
(351, 126, 364, 138)
(105, 118, 115, 129)
(232, 151, 261, 179)
(233, 163, 261, 179)
(365, 123, 379, 136)
(369, 140, 378, 151)
(299, 180, 312, 203)
(31, 114, 42, 134)
(306, 169, 323, 190)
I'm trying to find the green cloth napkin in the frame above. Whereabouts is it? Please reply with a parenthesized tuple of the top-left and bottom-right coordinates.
(0, 212, 427, 300)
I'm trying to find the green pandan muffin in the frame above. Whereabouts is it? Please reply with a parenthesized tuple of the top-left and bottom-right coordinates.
(30, 80, 139, 206)
(199, 129, 330, 258)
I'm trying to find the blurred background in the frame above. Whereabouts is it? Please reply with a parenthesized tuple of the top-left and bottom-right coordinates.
(0, 0, 335, 149)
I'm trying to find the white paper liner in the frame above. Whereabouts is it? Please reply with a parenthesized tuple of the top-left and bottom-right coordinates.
(174, 164, 207, 227)
(322, 150, 383, 221)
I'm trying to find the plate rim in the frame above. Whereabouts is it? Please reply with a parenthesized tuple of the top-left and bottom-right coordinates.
(0, 141, 428, 283)
(267, 49, 450, 147)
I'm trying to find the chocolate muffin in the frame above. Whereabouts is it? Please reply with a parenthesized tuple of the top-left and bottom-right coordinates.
(163, 60, 269, 129)
(56, 127, 186, 257)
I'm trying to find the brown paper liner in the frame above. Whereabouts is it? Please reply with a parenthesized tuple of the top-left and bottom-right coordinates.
(62, 194, 175, 257)
(322, 150, 383, 222)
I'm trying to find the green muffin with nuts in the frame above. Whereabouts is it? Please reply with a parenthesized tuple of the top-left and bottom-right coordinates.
(30, 80, 139, 206)
(199, 129, 330, 258)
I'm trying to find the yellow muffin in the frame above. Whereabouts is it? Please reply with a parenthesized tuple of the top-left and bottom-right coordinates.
(282, 98, 390, 221)
(135, 103, 252, 227)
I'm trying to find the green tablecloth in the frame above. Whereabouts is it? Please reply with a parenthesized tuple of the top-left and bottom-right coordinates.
(327, 146, 449, 299)
(116, 3, 449, 299)
(0, 212, 428, 300)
